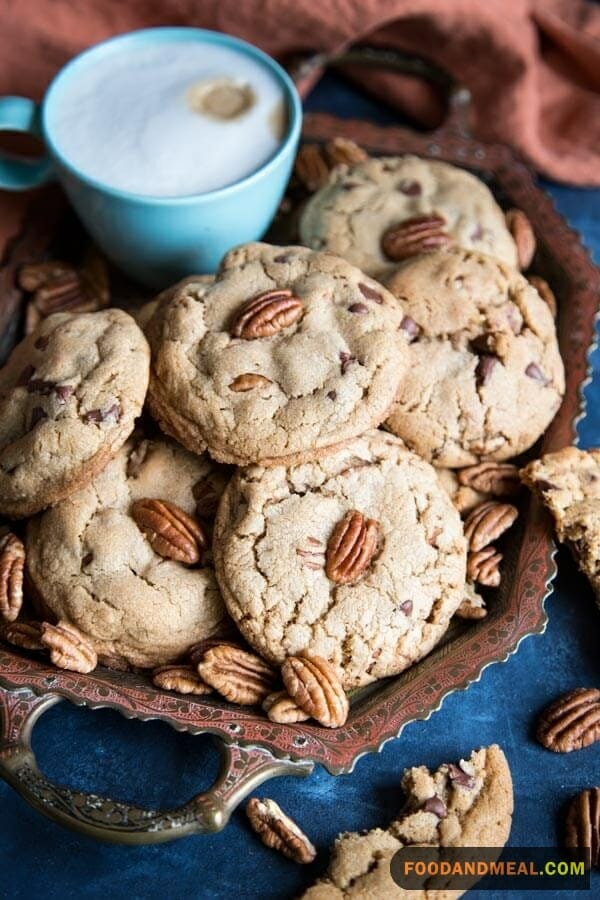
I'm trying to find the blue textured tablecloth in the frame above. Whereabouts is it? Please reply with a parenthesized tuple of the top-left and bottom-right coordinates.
(2, 74, 599, 900)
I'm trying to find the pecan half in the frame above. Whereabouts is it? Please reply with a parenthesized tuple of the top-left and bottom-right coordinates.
(455, 584, 488, 619)
(3, 620, 44, 650)
(324, 137, 368, 168)
(458, 462, 520, 498)
(41, 621, 98, 674)
(528, 275, 557, 318)
(325, 510, 380, 584)
(229, 373, 273, 392)
(132, 499, 207, 565)
(505, 208, 536, 270)
(197, 645, 277, 705)
(282, 655, 349, 728)
(537, 688, 600, 753)
(188, 637, 241, 666)
(293, 143, 330, 192)
(262, 690, 310, 723)
(0, 533, 25, 623)
(231, 289, 304, 339)
(152, 664, 212, 695)
(33, 272, 83, 315)
(246, 797, 316, 863)
(463, 501, 518, 552)
(18, 260, 74, 292)
(565, 788, 600, 869)
(467, 546, 502, 588)
(20, 253, 109, 334)
(381, 215, 453, 261)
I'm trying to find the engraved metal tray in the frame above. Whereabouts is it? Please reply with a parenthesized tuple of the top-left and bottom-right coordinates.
(1, 49, 598, 844)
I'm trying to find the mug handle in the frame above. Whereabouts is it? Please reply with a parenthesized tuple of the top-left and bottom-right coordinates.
(0, 97, 54, 190)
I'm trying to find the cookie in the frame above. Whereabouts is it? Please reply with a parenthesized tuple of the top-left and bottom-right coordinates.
(213, 430, 466, 689)
(145, 243, 408, 466)
(383, 248, 565, 467)
(0, 309, 149, 518)
(299, 155, 518, 278)
(136, 275, 216, 331)
(302, 744, 513, 899)
(26, 435, 229, 669)
(134, 299, 160, 330)
(521, 447, 600, 609)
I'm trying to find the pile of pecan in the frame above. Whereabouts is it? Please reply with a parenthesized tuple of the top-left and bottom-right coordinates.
(17, 250, 110, 333)
(155, 643, 350, 730)
(293, 137, 368, 193)
(451, 462, 521, 621)
(0, 526, 97, 673)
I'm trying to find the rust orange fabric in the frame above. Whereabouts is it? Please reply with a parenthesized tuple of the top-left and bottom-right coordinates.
(0, 0, 598, 200)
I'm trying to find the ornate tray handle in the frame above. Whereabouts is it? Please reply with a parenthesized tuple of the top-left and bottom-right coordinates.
(0, 687, 313, 844)
(291, 45, 472, 136)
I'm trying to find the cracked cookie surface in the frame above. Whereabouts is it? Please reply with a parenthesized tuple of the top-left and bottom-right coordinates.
(136, 274, 215, 331)
(301, 744, 513, 899)
(145, 243, 407, 466)
(26, 436, 229, 668)
(299, 155, 517, 277)
(383, 248, 565, 467)
(0, 309, 149, 518)
(213, 430, 466, 689)
(521, 447, 600, 609)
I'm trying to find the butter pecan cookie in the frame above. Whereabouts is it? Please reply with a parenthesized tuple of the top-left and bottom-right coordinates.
(0, 309, 149, 518)
(384, 248, 565, 466)
(26, 436, 229, 669)
(213, 430, 466, 689)
(302, 744, 513, 899)
(521, 447, 600, 610)
(299, 155, 517, 277)
(145, 243, 407, 466)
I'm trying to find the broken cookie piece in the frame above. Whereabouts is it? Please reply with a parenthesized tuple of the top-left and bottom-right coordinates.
(301, 745, 513, 899)
(521, 447, 600, 610)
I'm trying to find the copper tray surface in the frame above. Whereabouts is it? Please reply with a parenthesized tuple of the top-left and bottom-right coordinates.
(1, 61, 598, 843)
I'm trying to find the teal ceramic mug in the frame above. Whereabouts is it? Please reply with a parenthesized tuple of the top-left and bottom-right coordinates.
(0, 28, 302, 288)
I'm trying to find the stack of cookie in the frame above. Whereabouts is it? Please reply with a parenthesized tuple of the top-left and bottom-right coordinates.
(0, 148, 566, 733)
(142, 241, 469, 715)
(298, 149, 565, 612)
